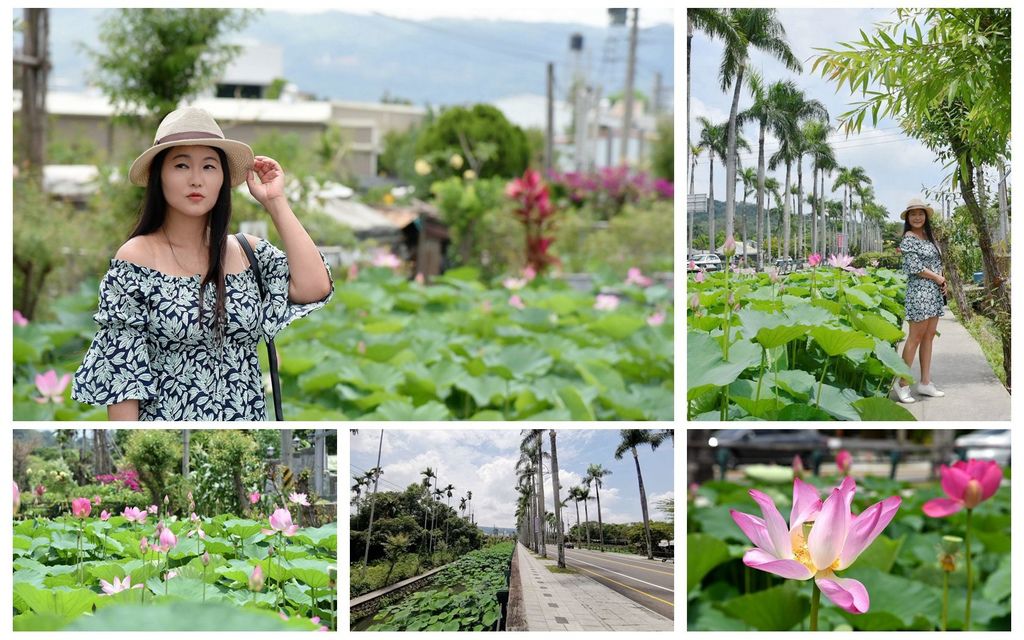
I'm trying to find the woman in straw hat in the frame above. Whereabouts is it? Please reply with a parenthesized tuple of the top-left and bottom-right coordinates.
(891, 198, 945, 404)
(72, 106, 333, 420)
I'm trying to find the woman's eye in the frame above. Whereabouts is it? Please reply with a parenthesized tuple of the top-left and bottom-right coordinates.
(204, 164, 217, 170)
(175, 163, 189, 169)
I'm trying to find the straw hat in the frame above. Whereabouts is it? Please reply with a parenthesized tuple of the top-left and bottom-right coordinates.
(899, 197, 935, 221)
(128, 107, 254, 187)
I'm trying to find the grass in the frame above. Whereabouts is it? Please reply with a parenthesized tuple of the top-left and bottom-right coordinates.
(546, 566, 577, 574)
(949, 297, 1007, 388)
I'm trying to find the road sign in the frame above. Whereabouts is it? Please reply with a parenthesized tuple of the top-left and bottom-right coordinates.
(687, 193, 707, 213)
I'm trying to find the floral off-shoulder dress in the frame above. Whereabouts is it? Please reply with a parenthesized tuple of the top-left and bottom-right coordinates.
(900, 234, 944, 322)
(72, 239, 333, 420)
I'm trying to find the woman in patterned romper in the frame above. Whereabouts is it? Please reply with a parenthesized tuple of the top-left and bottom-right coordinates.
(891, 198, 945, 404)
(72, 107, 333, 420)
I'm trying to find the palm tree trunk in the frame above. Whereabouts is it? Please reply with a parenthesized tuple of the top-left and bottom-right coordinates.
(756, 123, 766, 270)
(708, 156, 715, 252)
(724, 63, 745, 245)
(783, 161, 793, 259)
(534, 444, 547, 559)
(549, 431, 565, 568)
(797, 160, 804, 259)
(631, 447, 654, 560)
(574, 500, 582, 549)
(595, 483, 605, 551)
(742, 192, 749, 267)
(811, 164, 818, 254)
(583, 499, 592, 549)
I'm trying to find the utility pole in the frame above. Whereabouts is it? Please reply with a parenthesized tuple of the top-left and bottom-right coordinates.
(362, 430, 384, 568)
(619, 8, 639, 165)
(569, 33, 587, 171)
(17, 8, 49, 180)
(652, 72, 662, 117)
(545, 62, 554, 173)
(182, 430, 190, 478)
(997, 160, 1009, 244)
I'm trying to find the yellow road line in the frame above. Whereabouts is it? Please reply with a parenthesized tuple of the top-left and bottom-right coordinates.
(572, 565, 675, 608)
(566, 550, 674, 576)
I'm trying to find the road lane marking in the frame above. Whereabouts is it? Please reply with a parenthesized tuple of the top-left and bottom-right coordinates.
(565, 557, 675, 593)
(564, 550, 674, 576)
(568, 547, 676, 567)
(572, 565, 675, 609)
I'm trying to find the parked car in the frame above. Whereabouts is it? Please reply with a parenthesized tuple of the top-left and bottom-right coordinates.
(708, 429, 830, 469)
(689, 253, 723, 272)
(954, 429, 1010, 466)
(773, 257, 799, 273)
(564, 542, 574, 549)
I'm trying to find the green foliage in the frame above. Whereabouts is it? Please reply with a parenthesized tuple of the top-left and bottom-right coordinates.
(24, 456, 75, 499)
(123, 431, 182, 505)
(851, 250, 901, 270)
(415, 104, 529, 180)
(430, 176, 507, 267)
(187, 431, 263, 517)
(651, 117, 674, 180)
(83, 9, 259, 126)
(560, 201, 674, 275)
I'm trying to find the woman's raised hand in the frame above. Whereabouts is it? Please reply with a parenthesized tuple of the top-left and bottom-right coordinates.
(246, 156, 287, 207)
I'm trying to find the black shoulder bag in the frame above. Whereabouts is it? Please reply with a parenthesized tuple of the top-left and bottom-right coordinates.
(235, 233, 284, 421)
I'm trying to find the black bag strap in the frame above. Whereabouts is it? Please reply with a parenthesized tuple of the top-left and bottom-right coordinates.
(235, 233, 284, 421)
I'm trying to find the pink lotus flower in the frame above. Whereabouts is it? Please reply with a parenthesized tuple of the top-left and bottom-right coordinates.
(508, 294, 525, 310)
(93, 495, 102, 505)
(837, 450, 852, 476)
(13, 482, 20, 514)
(768, 267, 780, 283)
(923, 459, 1002, 517)
(14, 310, 28, 326)
(625, 267, 653, 287)
(262, 508, 300, 537)
(249, 491, 261, 505)
(100, 510, 111, 521)
(289, 492, 310, 506)
(694, 270, 705, 283)
(731, 477, 901, 614)
(689, 293, 701, 312)
(34, 370, 71, 403)
(723, 235, 737, 257)
(140, 537, 149, 554)
(347, 263, 359, 281)
(122, 506, 147, 524)
(594, 294, 619, 311)
(828, 254, 855, 270)
(503, 277, 527, 291)
(157, 526, 177, 553)
(165, 570, 177, 580)
(99, 575, 142, 595)
(522, 265, 537, 281)
(792, 455, 805, 478)
(249, 564, 264, 592)
(372, 251, 402, 269)
(71, 497, 92, 519)
(808, 253, 822, 267)
(147, 505, 158, 514)
(646, 311, 666, 327)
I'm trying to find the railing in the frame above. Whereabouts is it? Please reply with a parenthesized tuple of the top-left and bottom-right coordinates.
(495, 542, 516, 631)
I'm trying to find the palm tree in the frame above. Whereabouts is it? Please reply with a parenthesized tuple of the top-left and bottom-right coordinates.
(802, 119, 835, 255)
(419, 467, 436, 553)
(689, 142, 703, 253)
(459, 496, 467, 520)
(847, 167, 872, 253)
(738, 167, 758, 265)
(351, 474, 366, 509)
(696, 117, 725, 251)
(614, 430, 670, 559)
(466, 490, 473, 525)
(718, 9, 801, 256)
(764, 176, 781, 262)
(578, 483, 593, 549)
(567, 486, 584, 548)
(688, 9, 737, 214)
(521, 430, 548, 558)
(443, 483, 455, 547)
(548, 430, 565, 568)
(585, 463, 612, 552)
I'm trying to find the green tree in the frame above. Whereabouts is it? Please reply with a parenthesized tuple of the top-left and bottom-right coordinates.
(717, 9, 801, 252)
(415, 104, 528, 180)
(651, 117, 673, 181)
(812, 8, 1010, 384)
(83, 9, 258, 130)
(124, 430, 182, 506)
(382, 533, 411, 583)
(695, 117, 725, 252)
(584, 463, 612, 552)
(613, 430, 669, 560)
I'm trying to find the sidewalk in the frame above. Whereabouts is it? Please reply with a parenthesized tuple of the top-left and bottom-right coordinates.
(513, 542, 673, 632)
(899, 309, 1010, 421)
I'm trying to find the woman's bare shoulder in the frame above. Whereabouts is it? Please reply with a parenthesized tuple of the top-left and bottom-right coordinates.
(114, 235, 159, 268)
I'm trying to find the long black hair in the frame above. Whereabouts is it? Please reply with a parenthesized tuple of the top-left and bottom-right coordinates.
(903, 210, 938, 248)
(130, 146, 233, 335)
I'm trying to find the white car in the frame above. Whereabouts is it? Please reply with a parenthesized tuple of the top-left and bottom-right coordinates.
(689, 253, 723, 272)
(954, 429, 1010, 466)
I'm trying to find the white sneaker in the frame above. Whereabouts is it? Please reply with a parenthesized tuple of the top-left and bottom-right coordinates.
(916, 382, 946, 397)
(891, 382, 916, 404)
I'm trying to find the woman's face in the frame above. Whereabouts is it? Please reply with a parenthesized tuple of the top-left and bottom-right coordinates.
(907, 208, 927, 229)
(160, 145, 224, 218)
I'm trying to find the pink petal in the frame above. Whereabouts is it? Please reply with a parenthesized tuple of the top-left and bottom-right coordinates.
(261, 528, 276, 536)
(817, 573, 870, 614)
(940, 464, 970, 501)
(730, 509, 774, 554)
(977, 461, 1002, 501)
(284, 525, 299, 536)
(748, 489, 791, 559)
(922, 497, 964, 518)
(790, 478, 822, 530)
(743, 548, 814, 580)
(100, 579, 114, 595)
(808, 485, 850, 571)
(838, 496, 901, 570)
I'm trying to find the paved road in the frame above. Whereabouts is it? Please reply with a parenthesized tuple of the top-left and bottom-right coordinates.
(561, 547, 675, 620)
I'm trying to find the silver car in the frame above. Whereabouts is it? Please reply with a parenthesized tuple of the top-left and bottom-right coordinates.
(954, 429, 1010, 466)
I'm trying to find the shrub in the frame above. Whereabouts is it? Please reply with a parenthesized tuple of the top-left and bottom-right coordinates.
(852, 250, 901, 270)
(123, 430, 182, 505)
(189, 430, 263, 516)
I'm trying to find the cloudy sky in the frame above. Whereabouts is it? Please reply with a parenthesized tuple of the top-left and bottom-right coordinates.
(284, 6, 674, 28)
(350, 429, 674, 530)
(689, 8, 952, 223)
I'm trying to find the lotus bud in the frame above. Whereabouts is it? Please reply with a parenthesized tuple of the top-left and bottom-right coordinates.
(249, 564, 264, 592)
(792, 455, 805, 479)
(689, 293, 700, 312)
(202, 551, 211, 566)
(723, 235, 737, 257)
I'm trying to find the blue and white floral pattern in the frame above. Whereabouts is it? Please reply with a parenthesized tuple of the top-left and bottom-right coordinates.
(900, 234, 944, 323)
(72, 239, 332, 420)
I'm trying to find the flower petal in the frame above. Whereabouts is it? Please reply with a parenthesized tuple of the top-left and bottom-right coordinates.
(742, 549, 814, 580)
(808, 485, 850, 571)
(978, 461, 1003, 501)
(817, 572, 870, 614)
(730, 509, 775, 555)
(940, 464, 971, 501)
(748, 489, 792, 559)
(922, 497, 964, 518)
(838, 496, 901, 570)
(790, 478, 822, 531)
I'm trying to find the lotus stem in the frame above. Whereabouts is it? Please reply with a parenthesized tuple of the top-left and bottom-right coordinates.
(965, 508, 973, 630)
(941, 570, 948, 631)
(755, 348, 766, 404)
(810, 579, 821, 631)
(816, 358, 830, 407)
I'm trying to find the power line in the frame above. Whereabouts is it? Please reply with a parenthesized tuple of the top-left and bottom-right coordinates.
(690, 130, 920, 168)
